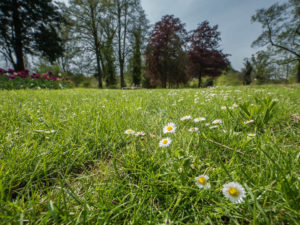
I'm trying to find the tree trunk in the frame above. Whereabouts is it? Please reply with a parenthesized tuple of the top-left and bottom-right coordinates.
(198, 73, 202, 88)
(90, 5, 102, 88)
(162, 77, 167, 88)
(297, 58, 300, 83)
(120, 60, 125, 88)
(12, 2, 25, 71)
(96, 50, 103, 88)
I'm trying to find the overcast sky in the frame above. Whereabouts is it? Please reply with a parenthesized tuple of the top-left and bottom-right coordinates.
(140, 0, 284, 70)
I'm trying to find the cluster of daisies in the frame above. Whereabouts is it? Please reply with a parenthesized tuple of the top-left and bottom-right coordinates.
(195, 175, 246, 203)
(124, 129, 145, 136)
(124, 117, 249, 203)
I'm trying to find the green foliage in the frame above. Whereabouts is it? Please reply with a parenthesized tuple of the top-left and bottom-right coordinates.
(251, 0, 300, 83)
(216, 70, 242, 86)
(241, 60, 253, 85)
(131, 28, 142, 86)
(35, 63, 65, 76)
(0, 76, 72, 90)
(0, 0, 65, 70)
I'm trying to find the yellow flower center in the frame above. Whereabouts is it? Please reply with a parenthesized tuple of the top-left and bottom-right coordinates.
(192, 128, 195, 131)
(127, 130, 133, 133)
(166, 126, 173, 131)
(228, 187, 239, 197)
(198, 177, 206, 185)
(162, 139, 168, 144)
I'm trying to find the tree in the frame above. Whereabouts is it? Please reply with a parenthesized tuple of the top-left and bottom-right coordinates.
(99, 2, 117, 87)
(187, 21, 229, 87)
(251, 0, 300, 83)
(114, 0, 146, 88)
(241, 59, 253, 85)
(69, 0, 106, 88)
(0, 0, 64, 71)
(251, 50, 276, 83)
(55, 2, 81, 74)
(145, 15, 188, 88)
(131, 27, 142, 86)
(128, 4, 148, 87)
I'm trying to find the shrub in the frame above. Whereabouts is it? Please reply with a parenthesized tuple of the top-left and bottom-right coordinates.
(0, 68, 72, 90)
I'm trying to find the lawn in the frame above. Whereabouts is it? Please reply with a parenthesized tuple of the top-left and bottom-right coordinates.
(0, 85, 299, 224)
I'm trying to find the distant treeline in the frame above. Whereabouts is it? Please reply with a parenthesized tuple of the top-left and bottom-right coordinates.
(0, 0, 299, 88)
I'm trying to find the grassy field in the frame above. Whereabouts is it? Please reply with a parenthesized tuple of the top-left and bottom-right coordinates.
(0, 85, 299, 224)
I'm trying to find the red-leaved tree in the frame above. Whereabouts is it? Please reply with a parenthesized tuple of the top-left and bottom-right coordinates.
(145, 15, 188, 88)
(188, 21, 229, 87)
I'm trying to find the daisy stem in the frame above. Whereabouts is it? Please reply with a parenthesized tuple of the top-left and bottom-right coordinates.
(205, 138, 256, 159)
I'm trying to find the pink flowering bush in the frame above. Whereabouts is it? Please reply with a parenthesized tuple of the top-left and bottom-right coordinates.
(0, 68, 72, 90)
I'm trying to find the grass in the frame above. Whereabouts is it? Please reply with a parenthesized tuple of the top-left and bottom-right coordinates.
(0, 85, 299, 224)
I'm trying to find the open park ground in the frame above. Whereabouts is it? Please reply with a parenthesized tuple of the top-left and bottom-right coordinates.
(0, 85, 299, 224)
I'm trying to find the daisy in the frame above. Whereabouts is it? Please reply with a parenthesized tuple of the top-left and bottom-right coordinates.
(159, 137, 172, 147)
(124, 129, 135, 135)
(135, 131, 145, 136)
(222, 182, 246, 203)
(180, 115, 192, 121)
(221, 106, 227, 110)
(232, 104, 238, 108)
(194, 117, 206, 122)
(247, 133, 256, 137)
(244, 120, 254, 125)
(212, 119, 222, 125)
(163, 123, 176, 134)
(188, 127, 199, 132)
(195, 175, 211, 189)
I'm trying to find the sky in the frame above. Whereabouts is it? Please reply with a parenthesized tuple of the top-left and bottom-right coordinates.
(140, 0, 284, 70)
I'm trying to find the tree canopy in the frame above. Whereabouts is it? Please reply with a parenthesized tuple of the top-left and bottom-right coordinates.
(145, 15, 188, 88)
(251, 0, 300, 82)
(0, 0, 64, 71)
(187, 21, 229, 87)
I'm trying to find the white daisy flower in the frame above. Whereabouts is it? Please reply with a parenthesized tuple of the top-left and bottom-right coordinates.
(124, 129, 135, 135)
(188, 127, 199, 132)
(180, 115, 192, 121)
(244, 120, 254, 125)
(222, 182, 246, 203)
(135, 131, 145, 136)
(221, 106, 227, 110)
(195, 175, 211, 189)
(163, 123, 176, 134)
(194, 117, 206, 122)
(247, 133, 256, 137)
(212, 119, 222, 124)
(159, 137, 172, 147)
(232, 104, 238, 108)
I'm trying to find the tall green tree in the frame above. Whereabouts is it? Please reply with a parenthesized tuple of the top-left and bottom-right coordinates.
(128, 5, 148, 87)
(0, 0, 64, 71)
(241, 59, 253, 85)
(252, 0, 300, 82)
(130, 27, 142, 86)
(251, 51, 275, 83)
